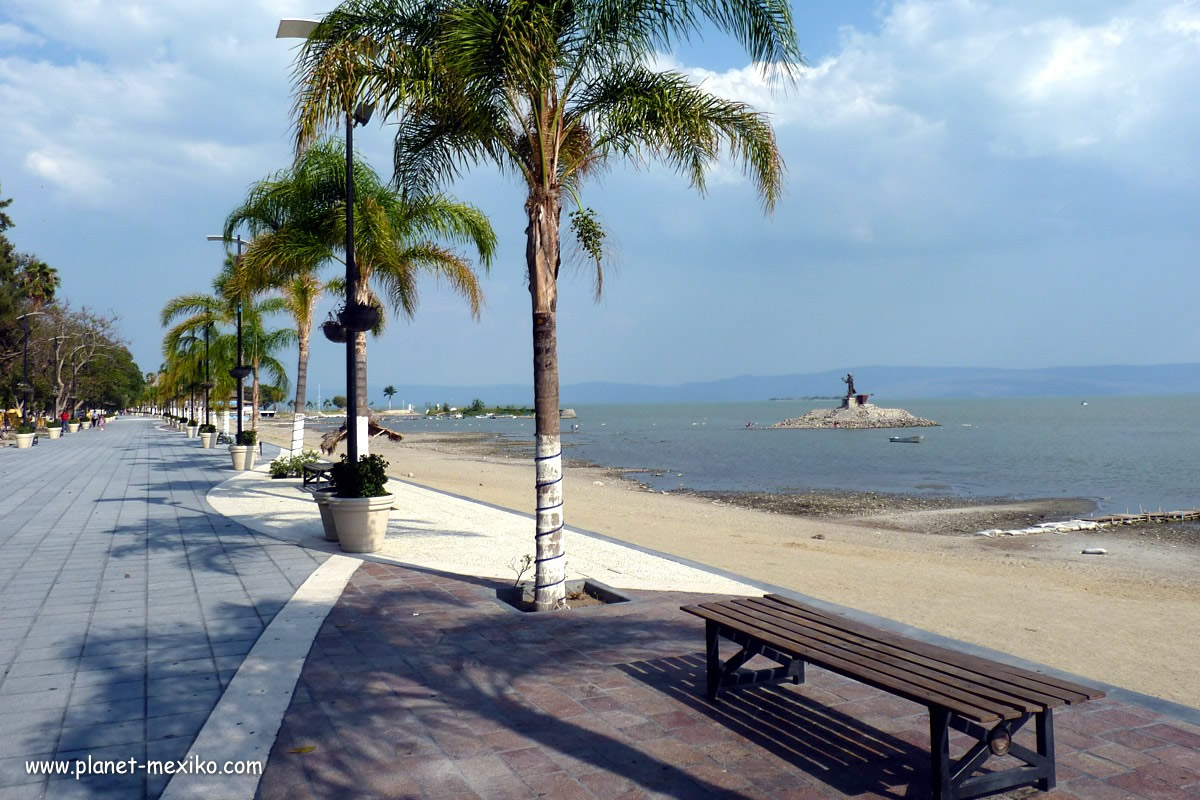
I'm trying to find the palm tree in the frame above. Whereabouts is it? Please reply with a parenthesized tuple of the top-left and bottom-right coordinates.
(225, 138, 495, 449)
(161, 273, 293, 433)
(292, 0, 800, 610)
(16, 257, 59, 312)
(383, 384, 396, 409)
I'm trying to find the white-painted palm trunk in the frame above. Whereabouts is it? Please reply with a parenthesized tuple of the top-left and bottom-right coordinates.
(290, 414, 306, 456)
(222, 406, 230, 436)
(534, 433, 566, 609)
(356, 416, 369, 457)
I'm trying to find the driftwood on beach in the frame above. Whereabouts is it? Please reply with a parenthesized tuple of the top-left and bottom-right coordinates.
(320, 416, 404, 455)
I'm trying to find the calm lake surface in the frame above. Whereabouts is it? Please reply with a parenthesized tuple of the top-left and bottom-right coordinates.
(380, 396, 1200, 515)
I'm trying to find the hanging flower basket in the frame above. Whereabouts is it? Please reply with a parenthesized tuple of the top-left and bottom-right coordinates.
(322, 318, 347, 343)
(338, 302, 381, 333)
(229, 365, 252, 381)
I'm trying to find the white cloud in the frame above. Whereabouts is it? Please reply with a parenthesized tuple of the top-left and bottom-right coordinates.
(24, 147, 111, 199)
(667, 0, 1200, 187)
(0, 22, 43, 47)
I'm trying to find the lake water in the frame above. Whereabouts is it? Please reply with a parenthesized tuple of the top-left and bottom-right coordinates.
(379, 396, 1200, 515)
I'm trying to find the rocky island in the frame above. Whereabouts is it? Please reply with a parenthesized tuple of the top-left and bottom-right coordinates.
(772, 373, 939, 430)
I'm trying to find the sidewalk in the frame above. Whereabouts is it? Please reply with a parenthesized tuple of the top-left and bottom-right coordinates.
(0, 419, 326, 799)
(1, 420, 1198, 799)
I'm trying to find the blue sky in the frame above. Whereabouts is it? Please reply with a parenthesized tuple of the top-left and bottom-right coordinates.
(1, 1, 1198, 402)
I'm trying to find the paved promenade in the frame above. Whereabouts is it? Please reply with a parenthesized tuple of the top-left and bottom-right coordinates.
(0, 419, 325, 799)
(1, 418, 1198, 799)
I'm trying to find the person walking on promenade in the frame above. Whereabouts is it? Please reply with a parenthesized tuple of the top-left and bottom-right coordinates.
(60, 409, 69, 429)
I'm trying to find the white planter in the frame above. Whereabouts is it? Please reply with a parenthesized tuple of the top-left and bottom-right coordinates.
(229, 445, 256, 471)
(186, 425, 198, 439)
(327, 494, 395, 553)
(313, 488, 340, 542)
(68, 423, 80, 433)
(47, 427, 61, 439)
(199, 432, 215, 449)
(15, 433, 35, 449)
(80, 420, 91, 430)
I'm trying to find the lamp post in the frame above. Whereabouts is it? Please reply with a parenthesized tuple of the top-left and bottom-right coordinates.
(207, 234, 252, 437)
(202, 323, 213, 427)
(278, 17, 375, 463)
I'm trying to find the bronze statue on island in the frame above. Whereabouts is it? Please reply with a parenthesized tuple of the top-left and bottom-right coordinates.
(843, 373, 856, 398)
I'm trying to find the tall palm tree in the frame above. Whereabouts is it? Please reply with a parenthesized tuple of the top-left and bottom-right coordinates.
(292, 0, 801, 609)
(225, 138, 495, 449)
(383, 384, 396, 409)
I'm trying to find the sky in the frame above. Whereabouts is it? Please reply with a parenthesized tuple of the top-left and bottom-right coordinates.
(1, 0, 1198, 403)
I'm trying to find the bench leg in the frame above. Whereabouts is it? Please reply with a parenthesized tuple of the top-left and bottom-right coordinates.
(704, 622, 805, 701)
(930, 707, 953, 800)
(1036, 709, 1055, 791)
(705, 620, 722, 700)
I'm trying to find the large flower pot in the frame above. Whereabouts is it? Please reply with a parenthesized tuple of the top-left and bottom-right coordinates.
(199, 432, 215, 449)
(229, 445, 256, 471)
(47, 427, 61, 440)
(327, 494, 394, 553)
(186, 426, 198, 439)
(67, 423, 80, 433)
(15, 433, 35, 449)
(313, 488, 340, 542)
(80, 420, 91, 430)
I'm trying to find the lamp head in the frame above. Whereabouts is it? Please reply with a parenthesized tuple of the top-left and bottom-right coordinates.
(353, 102, 375, 127)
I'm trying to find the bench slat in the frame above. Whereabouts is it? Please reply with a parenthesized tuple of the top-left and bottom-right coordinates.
(686, 603, 1007, 723)
(761, 595, 1102, 703)
(726, 598, 1047, 713)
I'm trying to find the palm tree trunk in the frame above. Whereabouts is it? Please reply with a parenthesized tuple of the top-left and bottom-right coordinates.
(528, 190, 566, 612)
(252, 358, 260, 433)
(353, 279, 370, 456)
(292, 333, 310, 455)
(353, 329, 369, 455)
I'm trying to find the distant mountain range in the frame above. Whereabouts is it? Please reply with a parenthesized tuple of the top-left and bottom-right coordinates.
(367, 363, 1200, 407)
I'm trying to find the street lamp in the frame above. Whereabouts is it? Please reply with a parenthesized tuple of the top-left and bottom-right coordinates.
(202, 322, 214, 427)
(207, 234, 252, 437)
(278, 17, 375, 463)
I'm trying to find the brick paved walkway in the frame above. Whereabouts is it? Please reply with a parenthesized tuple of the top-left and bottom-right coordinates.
(257, 562, 1200, 800)
(0, 418, 326, 799)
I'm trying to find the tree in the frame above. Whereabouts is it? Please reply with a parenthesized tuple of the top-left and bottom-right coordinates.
(383, 384, 396, 409)
(469, 397, 485, 414)
(160, 267, 292, 432)
(226, 138, 496, 441)
(15, 257, 59, 312)
(332, 395, 348, 409)
(293, 0, 800, 609)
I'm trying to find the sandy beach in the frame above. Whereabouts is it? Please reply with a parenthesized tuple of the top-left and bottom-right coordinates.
(258, 421, 1200, 708)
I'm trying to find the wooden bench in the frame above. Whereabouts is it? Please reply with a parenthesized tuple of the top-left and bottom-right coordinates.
(682, 594, 1105, 800)
(302, 460, 335, 489)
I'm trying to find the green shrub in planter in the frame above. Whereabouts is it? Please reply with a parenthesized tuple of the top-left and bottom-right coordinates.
(268, 450, 321, 479)
(47, 419, 61, 428)
(330, 454, 390, 498)
(187, 419, 198, 427)
(235, 430, 257, 446)
(16, 424, 35, 435)
(199, 423, 216, 434)
(69, 417, 80, 425)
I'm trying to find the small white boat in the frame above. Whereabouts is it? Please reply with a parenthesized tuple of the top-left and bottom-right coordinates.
(889, 435, 923, 443)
